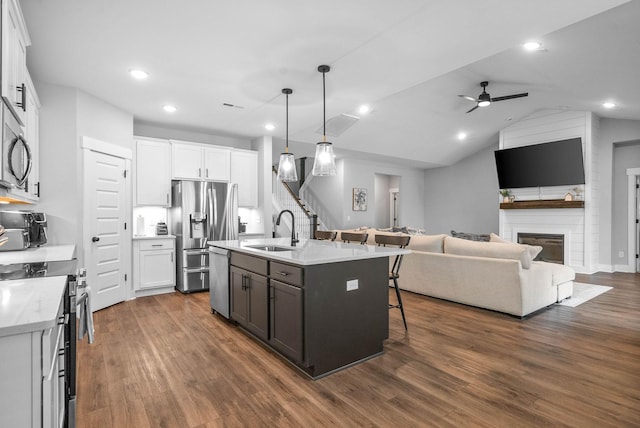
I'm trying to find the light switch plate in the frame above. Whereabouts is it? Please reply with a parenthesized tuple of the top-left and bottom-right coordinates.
(346, 279, 358, 291)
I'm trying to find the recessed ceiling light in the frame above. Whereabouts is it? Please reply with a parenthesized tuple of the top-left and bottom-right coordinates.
(265, 123, 276, 131)
(523, 41, 542, 51)
(358, 105, 370, 115)
(163, 105, 177, 113)
(603, 102, 616, 109)
(457, 132, 467, 141)
(129, 69, 149, 79)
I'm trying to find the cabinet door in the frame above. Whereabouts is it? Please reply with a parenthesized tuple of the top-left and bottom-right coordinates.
(230, 266, 248, 325)
(1, 0, 28, 125)
(138, 249, 175, 289)
(230, 150, 258, 207)
(172, 144, 203, 179)
(203, 147, 230, 181)
(136, 140, 171, 206)
(246, 272, 268, 341)
(270, 280, 303, 362)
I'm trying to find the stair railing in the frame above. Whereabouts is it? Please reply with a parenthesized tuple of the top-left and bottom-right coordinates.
(272, 166, 318, 239)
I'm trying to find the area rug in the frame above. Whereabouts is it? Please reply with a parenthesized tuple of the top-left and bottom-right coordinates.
(557, 282, 613, 307)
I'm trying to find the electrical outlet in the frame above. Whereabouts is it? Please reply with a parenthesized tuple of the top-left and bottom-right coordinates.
(618, 251, 625, 258)
(346, 279, 359, 291)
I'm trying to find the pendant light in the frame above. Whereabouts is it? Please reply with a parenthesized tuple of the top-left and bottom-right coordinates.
(277, 88, 299, 182)
(311, 65, 337, 176)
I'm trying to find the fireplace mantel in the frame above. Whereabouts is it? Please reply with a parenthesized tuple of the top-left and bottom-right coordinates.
(500, 199, 584, 210)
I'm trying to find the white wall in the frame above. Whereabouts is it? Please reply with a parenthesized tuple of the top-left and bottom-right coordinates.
(134, 122, 251, 150)
(31, 83, 134, 262)
(423, 142, 499, 235)
(612, 143, 640, 265)
(302, 158, 425, 230)
(598, 118, 640, 269)
(32, 83, 79, 246)
(374, 174, 391, 228)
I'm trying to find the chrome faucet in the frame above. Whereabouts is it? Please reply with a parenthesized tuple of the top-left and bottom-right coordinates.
(276, 209, 299, 246)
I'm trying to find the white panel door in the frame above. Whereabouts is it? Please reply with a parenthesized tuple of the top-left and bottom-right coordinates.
(85, 150, 127, 311)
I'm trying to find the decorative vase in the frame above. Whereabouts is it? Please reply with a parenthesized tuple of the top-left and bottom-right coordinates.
(503, 196, 511, 203)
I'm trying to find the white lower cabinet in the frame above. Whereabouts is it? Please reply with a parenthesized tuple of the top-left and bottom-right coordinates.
(0, 298, 64, 428)
(133, 238, 176, 293)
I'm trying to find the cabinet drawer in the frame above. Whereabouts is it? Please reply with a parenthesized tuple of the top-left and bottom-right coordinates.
(138, 239, 175, 250)
(270, 262, 303, 287)
(231, 252, 267, 276)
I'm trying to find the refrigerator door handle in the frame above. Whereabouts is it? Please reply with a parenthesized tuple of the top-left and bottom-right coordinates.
(210, 187, 217, 238)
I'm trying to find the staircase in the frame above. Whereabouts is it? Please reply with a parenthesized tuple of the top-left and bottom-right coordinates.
(272, 165, 324, 240)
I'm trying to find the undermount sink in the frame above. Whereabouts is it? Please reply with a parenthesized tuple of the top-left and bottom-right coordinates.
(244, 244, 295, 252)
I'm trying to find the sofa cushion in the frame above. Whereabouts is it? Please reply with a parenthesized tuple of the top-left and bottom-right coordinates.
(408, 234, 446, 253)
(534, 261, 575, 286)
(444, 236, 532, 269)
(489, 233, 543, 261)
(451, 230, 490, 242)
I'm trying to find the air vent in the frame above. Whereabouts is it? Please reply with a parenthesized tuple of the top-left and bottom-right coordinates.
(316, 114, 360, 137)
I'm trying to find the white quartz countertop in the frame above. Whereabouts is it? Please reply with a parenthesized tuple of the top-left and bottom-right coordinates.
(133, 235, 176, 240)
(0, 244, 76, 265)
(0, 276, 67, 337)
(208, 238, 410, 266)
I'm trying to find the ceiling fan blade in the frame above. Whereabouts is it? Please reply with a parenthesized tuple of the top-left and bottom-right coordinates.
(490, 93, 528, 102)
(458, 95, 478, 102)
(466, 105, 479, 114)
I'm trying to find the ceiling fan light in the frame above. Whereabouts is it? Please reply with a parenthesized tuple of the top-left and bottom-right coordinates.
(478, 100, 491, 107)
(312, 142, 336, 176)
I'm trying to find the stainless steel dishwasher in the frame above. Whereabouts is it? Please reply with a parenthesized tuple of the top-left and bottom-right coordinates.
(209, 246, 230, 318)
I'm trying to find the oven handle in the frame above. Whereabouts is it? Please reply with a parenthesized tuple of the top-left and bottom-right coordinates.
(8, 135, 33, 187)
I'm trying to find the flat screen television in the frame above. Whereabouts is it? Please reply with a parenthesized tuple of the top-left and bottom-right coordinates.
(494, 138, 585, 189)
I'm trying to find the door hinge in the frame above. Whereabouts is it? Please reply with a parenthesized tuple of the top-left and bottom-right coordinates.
(636, 183, 639, 189)
(123, 170, 127, 178)
(124, 222, 127, 230)
(636, 219, 639, 224)
(636, 254, 639, 259)
(124, 273, 128, 281)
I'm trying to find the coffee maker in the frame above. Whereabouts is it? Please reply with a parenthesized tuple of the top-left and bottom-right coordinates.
(0, 210, 47, 251)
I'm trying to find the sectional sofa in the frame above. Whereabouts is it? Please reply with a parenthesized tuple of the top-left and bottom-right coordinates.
(335, 228, 575, 317)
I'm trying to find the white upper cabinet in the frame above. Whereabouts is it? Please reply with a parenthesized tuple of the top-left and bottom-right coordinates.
(231, 149, 258, 207)
(171, 141, 230, 182)
(203, 146, 231, 181)
(1, 0, 30, 125)
(135, 139, 172, 206)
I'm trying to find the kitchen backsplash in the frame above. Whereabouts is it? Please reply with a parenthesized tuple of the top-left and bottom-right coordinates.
(133, 206, 167, 236)
(238, 207, 263, 235)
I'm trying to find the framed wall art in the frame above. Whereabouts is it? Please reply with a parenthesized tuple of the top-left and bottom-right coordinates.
(352, 188, 367, 211)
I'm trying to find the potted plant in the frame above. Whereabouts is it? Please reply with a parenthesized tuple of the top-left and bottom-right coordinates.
(499, 189, 512, 203)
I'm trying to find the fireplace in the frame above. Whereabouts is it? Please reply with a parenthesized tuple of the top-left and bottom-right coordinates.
(517, 233, 564, 264)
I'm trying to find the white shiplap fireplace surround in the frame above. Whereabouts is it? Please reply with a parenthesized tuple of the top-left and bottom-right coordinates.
(498, 109, 599, 274)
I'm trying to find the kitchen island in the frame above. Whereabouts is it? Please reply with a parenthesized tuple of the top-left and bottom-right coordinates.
(208, 238, 410, 379)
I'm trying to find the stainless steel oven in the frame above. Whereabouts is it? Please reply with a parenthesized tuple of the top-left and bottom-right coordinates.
(1, 102, 33, 190)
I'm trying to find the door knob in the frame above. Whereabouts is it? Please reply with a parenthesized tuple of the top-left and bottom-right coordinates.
(92, 236, 100, 242)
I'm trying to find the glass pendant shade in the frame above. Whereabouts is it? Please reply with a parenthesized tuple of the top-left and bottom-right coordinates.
(276, 88, 298, 182)
(311, 141, 336, 176)
(277, 151, 298, 182)
(312, 65, 337, 176)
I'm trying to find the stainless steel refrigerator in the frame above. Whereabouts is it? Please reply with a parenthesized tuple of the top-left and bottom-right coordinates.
(169, 180, 238, 293)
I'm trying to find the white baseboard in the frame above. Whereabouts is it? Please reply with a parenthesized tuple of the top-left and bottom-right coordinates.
(613, 264, 634, 273)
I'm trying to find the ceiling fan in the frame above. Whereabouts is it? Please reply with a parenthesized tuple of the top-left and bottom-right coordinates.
(459, 81, 528, 113)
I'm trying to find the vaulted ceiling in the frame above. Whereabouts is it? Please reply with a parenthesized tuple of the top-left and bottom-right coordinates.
(20, 0, 639, 168)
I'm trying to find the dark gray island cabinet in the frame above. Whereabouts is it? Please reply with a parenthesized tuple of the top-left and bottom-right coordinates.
(221, 241, 395, 379)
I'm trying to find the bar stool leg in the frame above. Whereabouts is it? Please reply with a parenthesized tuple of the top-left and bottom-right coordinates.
(393, 277, 407, 330)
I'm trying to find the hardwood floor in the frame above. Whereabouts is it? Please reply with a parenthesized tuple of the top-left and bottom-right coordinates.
(77, 272, 640, 427)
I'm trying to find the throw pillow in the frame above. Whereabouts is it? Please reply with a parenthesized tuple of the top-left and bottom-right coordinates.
(409, 234, 447, 253)
(489, 233, 543, 261)
(451, 230, 490, 242)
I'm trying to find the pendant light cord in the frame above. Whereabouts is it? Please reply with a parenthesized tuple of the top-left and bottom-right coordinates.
(286, 91, 289, 153)
(322, 70, 326, 141)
